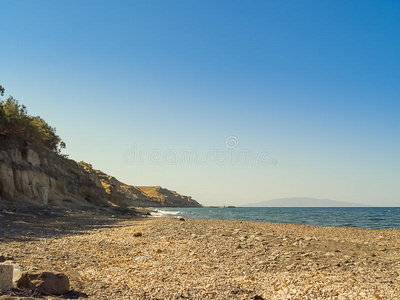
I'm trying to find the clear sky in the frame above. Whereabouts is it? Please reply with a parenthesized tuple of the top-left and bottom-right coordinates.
(1, 0, 399, 206)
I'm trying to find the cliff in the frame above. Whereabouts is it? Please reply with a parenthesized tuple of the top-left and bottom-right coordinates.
(0, 134, 201, 208)
(97, 172, 201, 207)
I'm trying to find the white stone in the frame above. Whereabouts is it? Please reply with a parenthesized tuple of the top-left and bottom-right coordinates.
(13, 267, 22, 282)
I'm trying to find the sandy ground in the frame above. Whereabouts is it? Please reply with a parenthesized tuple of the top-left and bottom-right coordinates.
(0, 205, 399, 299)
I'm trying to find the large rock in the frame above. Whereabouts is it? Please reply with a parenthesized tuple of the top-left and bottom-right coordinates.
(17, 271, 69, 295)
(0, 259, 23, 287)
(0, 264, 13, 291)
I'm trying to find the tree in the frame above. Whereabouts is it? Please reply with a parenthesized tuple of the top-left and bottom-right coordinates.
(0, 85, 4, 96)
(0, 84, 66, 153)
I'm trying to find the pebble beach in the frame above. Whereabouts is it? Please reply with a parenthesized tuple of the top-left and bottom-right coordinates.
(0, 206, 399, 299)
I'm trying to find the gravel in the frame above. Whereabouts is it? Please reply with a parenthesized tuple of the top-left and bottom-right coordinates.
(0, 206, 399, 299)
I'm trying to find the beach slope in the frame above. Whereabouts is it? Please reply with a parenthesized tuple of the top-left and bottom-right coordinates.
(0, 207, 399, 299)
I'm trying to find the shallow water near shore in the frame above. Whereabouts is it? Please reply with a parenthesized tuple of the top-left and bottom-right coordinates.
(150, 207, 400, 229)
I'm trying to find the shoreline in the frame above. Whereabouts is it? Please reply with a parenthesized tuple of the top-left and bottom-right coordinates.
(148, 206, 400, 230)
(1, 206, 399, 299)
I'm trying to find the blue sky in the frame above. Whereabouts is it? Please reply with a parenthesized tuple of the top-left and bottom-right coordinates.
(1, 0, 399, 206)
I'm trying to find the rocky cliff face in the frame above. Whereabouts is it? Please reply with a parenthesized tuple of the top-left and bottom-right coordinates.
(0, 134, 108, 207)
(0, 134, 201, 208)
(97, 171, 201, 207)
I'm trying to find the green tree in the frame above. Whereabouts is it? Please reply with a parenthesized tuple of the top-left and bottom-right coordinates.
(0, 84, 66, 153)
(29, 116, 62, 151)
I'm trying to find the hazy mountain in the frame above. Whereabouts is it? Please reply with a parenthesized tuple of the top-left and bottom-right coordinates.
(242, 197, 372, 207)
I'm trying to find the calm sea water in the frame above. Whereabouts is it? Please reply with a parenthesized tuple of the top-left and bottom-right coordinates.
(149, 207, 400, 230)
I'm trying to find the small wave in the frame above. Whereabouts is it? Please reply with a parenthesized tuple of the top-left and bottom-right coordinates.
(150, 209, 182, 218)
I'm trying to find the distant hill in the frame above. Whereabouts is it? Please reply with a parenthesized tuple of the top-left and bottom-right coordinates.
(242, 197, 372, 207)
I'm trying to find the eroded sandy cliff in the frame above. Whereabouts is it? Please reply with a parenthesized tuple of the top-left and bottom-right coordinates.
(0, 134, 201, 208)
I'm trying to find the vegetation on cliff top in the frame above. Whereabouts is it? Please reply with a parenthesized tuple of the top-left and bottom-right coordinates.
(77, 161, 93, 170)
(0, 85, 65, 153)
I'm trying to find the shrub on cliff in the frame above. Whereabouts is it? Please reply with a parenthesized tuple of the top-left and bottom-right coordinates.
(77, 161, 93, 170)
(0, 89, 66, 153)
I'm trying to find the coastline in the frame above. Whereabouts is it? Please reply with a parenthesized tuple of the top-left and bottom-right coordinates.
(1, 206, 399, 299)
(148, 206, 400, 230)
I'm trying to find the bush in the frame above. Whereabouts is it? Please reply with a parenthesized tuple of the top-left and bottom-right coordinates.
(77, 161, 93, 170)
(0, 94, 66, 153)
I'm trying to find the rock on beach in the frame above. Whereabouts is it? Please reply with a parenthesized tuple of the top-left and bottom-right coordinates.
(0, 264, 13, 292)
(18, 271, 69, 295)
(17, 271, 69, 295)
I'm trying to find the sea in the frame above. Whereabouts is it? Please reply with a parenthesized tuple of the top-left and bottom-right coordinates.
(149, 207, 400, 230)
